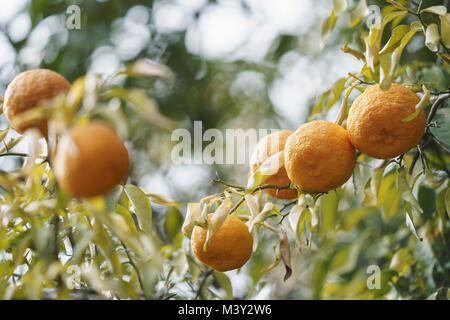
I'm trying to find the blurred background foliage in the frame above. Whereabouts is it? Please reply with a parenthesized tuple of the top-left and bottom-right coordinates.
(0, 0, 449, 299)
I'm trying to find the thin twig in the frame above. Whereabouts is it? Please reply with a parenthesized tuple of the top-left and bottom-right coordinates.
(194, 269, 213, 300)
(426, 93, 450, 127)
(120, 240, 146, 297)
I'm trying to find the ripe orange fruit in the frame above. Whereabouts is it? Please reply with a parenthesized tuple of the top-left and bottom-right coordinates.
(250, 130, 297, 199)
(191, 214, 253, 272)
(284, 120, 356, 193)
(53, 121, 129, 198)
(347, 83, 426, 159)
(3, 69, 71, 136)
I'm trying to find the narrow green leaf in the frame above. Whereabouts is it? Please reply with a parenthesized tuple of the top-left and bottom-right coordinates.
(362, 163, 386, 206)
(164, 207, 183, 241)
(405, 205, 422, 241)
(124, 184, 153, 234)
(322, 10, 338, 43)
(397, 167, 423, 214)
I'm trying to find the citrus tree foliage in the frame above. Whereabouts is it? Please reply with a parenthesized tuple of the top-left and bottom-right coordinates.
(0, 0, 449, 300)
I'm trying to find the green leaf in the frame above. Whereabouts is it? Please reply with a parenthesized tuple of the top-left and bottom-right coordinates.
(430, 107, 450, 148)
(397, 167, 423, 214)
(164, 207, 183, 242)
(333, 0, 348, 15)
(418, 186, 436, 216)
(446, 187, 450, 219)
(425, 23, 440, 52)
(124, 184, 153, 234)
(436, 187, 447, 225)
(213, 272, 233, 299)
(341, 207, 376, 230)
(119, 59, 174, 80)
(105, 87, 176, 130)
(373, 269, 398, 298)
(379, 25, 410, 55)
(379, 46, 402, 90)
(322, 10, 338, 44)
(319, 191, 339, 236)
(310, 78, 347, 118)
(349, 0, 368, 28)
(406, 205, 422, 241)
(389, 248, 414, 275)
(440, 14, 450, 48)
(362, 164, 386, 206)
(421, 6, 447, 16)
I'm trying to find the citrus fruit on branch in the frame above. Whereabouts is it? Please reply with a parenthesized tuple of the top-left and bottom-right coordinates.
(250, 130, 297, 199)
(53, 121, 129, 198)
(3, 69, 71, 136)
(347, 83, 426, 159)
(284, 120, 356, 193)
(191, 214, 253, 272)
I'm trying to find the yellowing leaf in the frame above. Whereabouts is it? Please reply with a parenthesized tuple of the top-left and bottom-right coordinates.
(389, 248, 413, 275)
(120, 59, 174, 80)
(421, 6, 447, 16)
(333, 0, 348, 15)
(280, 231, 292, 281)
(182, 202, 203, 238)
(402, 85, 430, 122)
(425, 23, 440, 52)
(124, 184, 153, 234)
(204, 196, 232, 251)
(440, 14, 450, 48)
(246, 151, 284, 191)
(249, 202, 275, 232)
(446, 187, 450, 219)
(145, 192, 182, 208)
(245, 194, 260, 218)
(341, 43, 366, 61)
(349, 0, 368, 28)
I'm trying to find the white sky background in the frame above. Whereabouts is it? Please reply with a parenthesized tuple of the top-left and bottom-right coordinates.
(0, 0, 364, 298)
